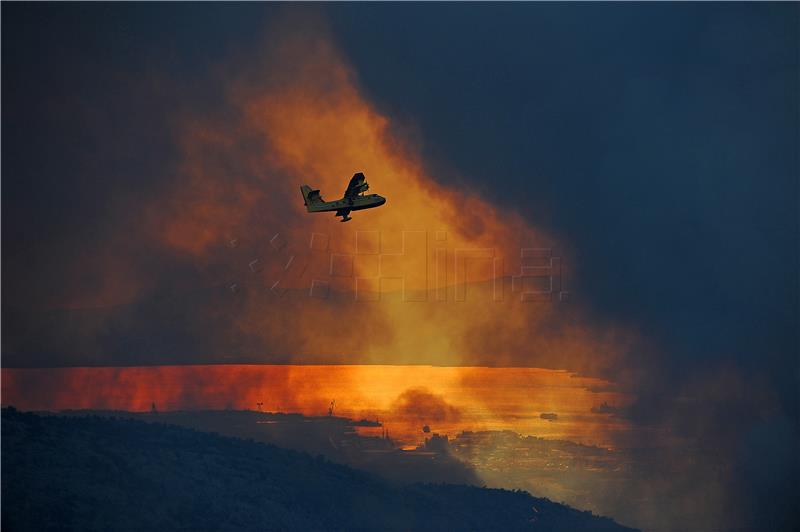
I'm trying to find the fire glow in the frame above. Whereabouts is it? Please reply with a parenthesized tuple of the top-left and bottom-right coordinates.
(2, 364, 632, 449)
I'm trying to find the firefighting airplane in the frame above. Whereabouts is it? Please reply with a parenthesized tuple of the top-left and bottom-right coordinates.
(300, 172, 386, 222)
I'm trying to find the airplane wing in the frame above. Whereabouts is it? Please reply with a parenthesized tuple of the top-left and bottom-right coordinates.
(344, 172, 369, 199)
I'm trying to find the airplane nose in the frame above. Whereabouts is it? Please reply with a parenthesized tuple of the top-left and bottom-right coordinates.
(377, 195, 386, 205)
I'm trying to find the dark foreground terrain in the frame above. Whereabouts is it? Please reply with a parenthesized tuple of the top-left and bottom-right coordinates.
(61, 409, 482, 486)
(1, 408, 636, 531)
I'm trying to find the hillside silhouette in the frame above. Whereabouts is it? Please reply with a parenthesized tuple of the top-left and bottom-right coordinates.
(2, 408, 637, 531)
(56, 409, 481, 486)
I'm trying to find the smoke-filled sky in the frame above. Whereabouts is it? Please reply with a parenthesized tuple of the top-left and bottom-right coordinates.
(2, 4, 798, 530)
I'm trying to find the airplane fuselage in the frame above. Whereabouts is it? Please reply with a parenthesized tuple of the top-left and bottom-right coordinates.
(301, 173, 386, 221)
(305, 194, 386, 213)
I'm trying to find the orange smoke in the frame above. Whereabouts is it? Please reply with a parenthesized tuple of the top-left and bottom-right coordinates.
(154, 16, 547, 280)
(139, 12, 639, 376)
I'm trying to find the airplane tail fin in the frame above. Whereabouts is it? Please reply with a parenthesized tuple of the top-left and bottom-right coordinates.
(300, 185, 323, 211)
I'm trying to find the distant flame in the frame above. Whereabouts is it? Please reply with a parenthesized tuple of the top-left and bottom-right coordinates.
(2, 365, 633, 448)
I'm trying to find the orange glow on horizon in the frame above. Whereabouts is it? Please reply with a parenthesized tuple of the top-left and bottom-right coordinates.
(2, 364, 633, 449)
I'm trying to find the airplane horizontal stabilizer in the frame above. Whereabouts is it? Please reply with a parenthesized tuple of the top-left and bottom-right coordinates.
(300, 185, 323, 209)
